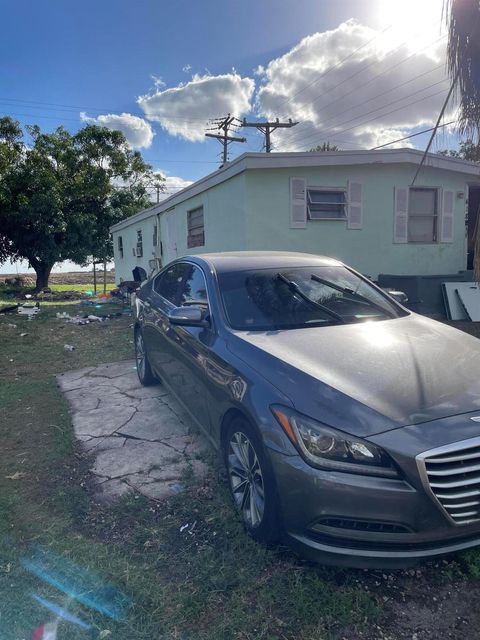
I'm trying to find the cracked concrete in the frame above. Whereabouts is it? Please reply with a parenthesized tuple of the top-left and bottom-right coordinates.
(57, 360, 210, 503)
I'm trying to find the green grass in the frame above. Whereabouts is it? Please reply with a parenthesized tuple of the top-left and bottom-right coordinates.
(2, 305, 480, 639)
(49, 283, 116, 292)
(0, 304, 381, 639)
(0, 282, 116, 308)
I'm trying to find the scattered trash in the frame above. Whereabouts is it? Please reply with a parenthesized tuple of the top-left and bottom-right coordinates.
(6, 323, 17, 328)
(5, 471, 25, 480)
(67, 317, 89, 325)
(20, 332, 28, 337)
(25, 293, 32, 299)
(31, 621, 58, 640)
(18, 303, 40, 317)
(87, 315, 103, 322)
(64, 344, 75, 352)
(179, 523, 189, 533)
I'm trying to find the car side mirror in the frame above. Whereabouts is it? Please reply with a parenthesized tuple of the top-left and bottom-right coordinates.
(386, 289, 409, 305)
(168, 305, 209, 327)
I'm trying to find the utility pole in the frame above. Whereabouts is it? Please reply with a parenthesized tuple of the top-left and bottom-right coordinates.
(241, 118, 298, 152)
(205, 114, 246, 166)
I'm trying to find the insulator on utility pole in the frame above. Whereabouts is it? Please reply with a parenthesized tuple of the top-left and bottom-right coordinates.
(205, 114, 246, 167)
(241, 117, 298, 152)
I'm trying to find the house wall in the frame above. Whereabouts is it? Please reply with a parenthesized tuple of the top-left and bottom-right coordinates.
(159, 173, 247, 265)
(111, 215, 158, 283)
(114, 161, 477, 282)
(243, 164, 472, 279)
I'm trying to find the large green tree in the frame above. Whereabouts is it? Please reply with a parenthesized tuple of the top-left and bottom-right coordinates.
(0, 118, 161, 289)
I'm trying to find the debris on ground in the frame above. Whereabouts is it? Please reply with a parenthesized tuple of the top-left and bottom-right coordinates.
(5, 471, 26, 480)
(64, 344, 75, 352)
(55, 310, 129, 326)
(17, 303, 40, 317)
(20, 332, 28, 337)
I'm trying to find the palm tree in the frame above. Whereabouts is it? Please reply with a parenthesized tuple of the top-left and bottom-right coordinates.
(444, 0, 480, 279)
(445, 0, 480, 138)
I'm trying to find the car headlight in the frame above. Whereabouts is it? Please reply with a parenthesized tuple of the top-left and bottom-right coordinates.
(271, 405, 399, 478)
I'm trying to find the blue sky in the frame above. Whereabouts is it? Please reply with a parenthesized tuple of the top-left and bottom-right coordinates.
(1, 0, 453, 272)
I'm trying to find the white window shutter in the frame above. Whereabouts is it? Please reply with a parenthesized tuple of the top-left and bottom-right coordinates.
(393, 187, 409, 243)
(440, 189, 454, 243)
(290, 177, 307, 228)
(347, 181, 363, 229)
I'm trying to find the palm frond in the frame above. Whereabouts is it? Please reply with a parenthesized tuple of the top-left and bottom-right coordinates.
(445, 0, 480, 139)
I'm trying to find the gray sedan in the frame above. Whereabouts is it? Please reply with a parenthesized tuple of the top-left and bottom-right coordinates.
(133, 251, 480, 568)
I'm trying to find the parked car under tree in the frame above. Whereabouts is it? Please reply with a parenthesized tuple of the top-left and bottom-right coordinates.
(133, 251, 480, 568)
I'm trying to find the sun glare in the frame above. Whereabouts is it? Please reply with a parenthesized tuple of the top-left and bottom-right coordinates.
(375, 0, 446, 52)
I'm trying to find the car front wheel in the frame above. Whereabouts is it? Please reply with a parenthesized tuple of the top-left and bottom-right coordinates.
(135, 329, 157, 386)
(224, 418, 281, 543)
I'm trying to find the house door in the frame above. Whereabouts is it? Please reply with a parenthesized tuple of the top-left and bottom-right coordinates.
(467, 186, 480, 270)
(166, 213, 178, 263)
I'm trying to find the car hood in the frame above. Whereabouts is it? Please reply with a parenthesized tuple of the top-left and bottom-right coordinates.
(227, 314, 480, 437)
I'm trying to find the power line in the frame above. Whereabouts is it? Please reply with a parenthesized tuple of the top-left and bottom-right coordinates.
(241, 117, 298, 152)
(411, 77, 458, 186)
(269, 24, 394, 116)
(289, 86, 449, 151)
(205, 114, 246, 166)
(0, 97, 212, 123)
(278, 32, 447, 146)
(293, 63, 445, 139)
(370, 120, 457, 149)
(286, 78, 449, 149)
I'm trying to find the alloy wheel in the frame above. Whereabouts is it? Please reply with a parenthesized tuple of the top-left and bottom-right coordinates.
(228, 431, 265, 528)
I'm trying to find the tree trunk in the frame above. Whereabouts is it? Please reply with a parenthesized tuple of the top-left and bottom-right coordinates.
(33, 262, 54, 291)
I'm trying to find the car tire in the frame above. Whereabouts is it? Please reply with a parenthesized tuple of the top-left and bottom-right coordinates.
(223, 417, 281, 544)
(135, 329, 157, 386)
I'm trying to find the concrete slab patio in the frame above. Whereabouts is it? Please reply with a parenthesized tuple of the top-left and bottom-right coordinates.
(57, 360, 210, 502)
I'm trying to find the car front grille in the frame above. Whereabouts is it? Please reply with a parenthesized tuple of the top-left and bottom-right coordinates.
(418, 439, 480, 526)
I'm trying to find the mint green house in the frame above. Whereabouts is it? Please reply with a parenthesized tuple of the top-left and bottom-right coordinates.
(110, 149, 480, 283)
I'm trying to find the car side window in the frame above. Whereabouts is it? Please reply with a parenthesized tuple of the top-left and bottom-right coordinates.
(153, 263, 189, 304)
(178, 265, 209, 306)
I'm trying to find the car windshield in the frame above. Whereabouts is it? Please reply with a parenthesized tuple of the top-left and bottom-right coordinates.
(218, 265, 405, 331)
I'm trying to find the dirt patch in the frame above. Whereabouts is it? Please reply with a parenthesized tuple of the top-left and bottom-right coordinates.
(343, 564, 479, 639)
(0, 270, 116, 286)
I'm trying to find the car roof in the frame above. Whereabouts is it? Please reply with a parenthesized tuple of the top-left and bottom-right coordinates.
(184, 251, 343, 273)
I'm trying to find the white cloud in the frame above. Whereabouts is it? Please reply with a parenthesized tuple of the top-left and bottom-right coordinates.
(255, 19, 449, 150)
(80, 112, 154, 149)
(182, 64, 192, 74)
(137, 73, 255, 142)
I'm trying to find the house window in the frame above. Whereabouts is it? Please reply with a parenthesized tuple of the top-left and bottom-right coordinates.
(117, 236, 124, 259)
(136, 230, 143, 257)
(408, 188, 438, 243)
(187, 206, 205, 248)
(307, 188, 346, 220)
(153, 224, 158, 248)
